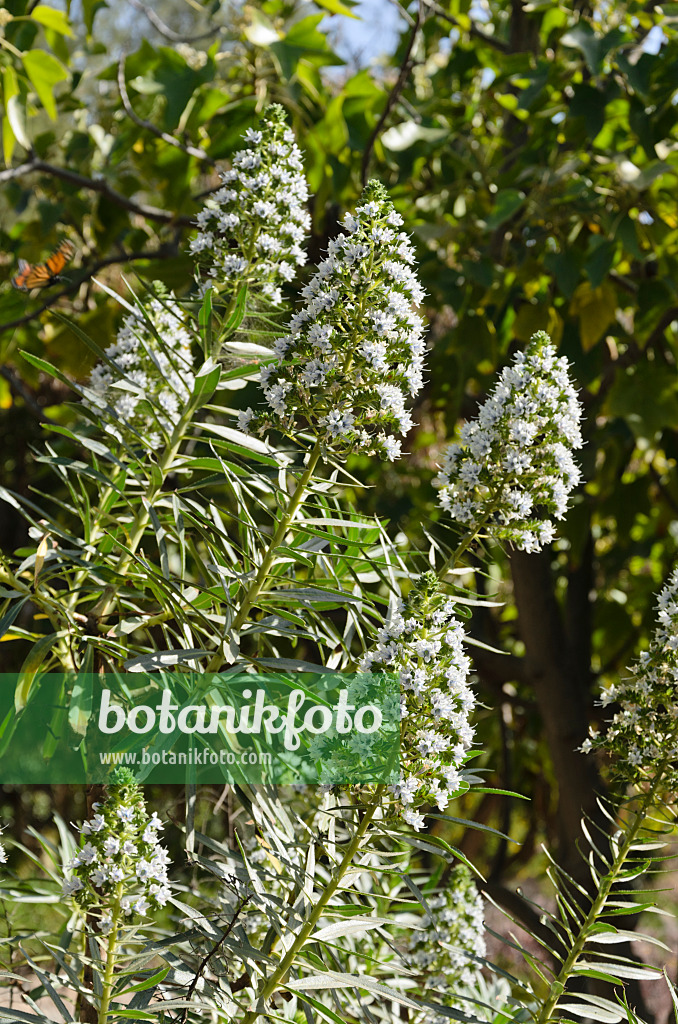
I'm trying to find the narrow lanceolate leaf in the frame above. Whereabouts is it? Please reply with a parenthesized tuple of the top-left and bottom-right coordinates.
(282, 972, 424, 1011)
(116, 966, 171, 995)
(124, 649, 213, 671)
(558, 1002, 623, 1023)
(15, 633, 64, 712)
(311, 917, 394, 942)
(587, 929, 671, 951)
(575, 961, 662, 981)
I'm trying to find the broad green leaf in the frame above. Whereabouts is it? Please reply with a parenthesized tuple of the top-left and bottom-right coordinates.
(7, 93, 31, 153)
(569, 280, 618, 351)
(381, 121, 448, 151)
(22, 50, 69, 121)
(486, 189, 524, 229)
(31, 6, 73, 36)
(313, 0, 358, 17)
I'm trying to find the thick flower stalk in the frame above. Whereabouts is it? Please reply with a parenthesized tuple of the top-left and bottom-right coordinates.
(62, 769, 172, 929)
(190, 104, 310, 305)
(84, 292, 195, 450)
(436, 330, 583, 552)
(585, 567, 678, 793)
(239, 180, 426, 462)
(360, 573, 475, 829)
(408, 865, 486, 1016)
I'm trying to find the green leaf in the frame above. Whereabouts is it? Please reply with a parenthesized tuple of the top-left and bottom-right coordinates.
(117, 966, 170, 994)
(191, 359, 222, 404)
(30, 6, 73, 36)
(223, 283, 249, 335)
(558, 1002, 623, 1023)
(312, 917, 393, 941)
(587, 929, 671, 951)
(109, 1011, 158, 1021)
(7, 93, 31, 153)
(313, 0, 358, 16)
(0, 596, 29, 640)
(2, 66, 21, 163)
(486, 189, 524, 229)
(81, 0, 106, 34)
(569, 281, 618, 351)
(605, 361, 678, 437)
(576, 962, 661, 981)
(381, 122, 448, 151)
(21, 50, 69, 121)
(68, 663, 94, 737)
(15, 634, 63, 712)
(561, 24, 602, 73)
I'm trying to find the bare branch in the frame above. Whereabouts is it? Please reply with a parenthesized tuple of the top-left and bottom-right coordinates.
(117, 55, 216, 166)
(0, 159, 195, 226)
(420, 0, 510, 53)
(0, 245, 178, 336)
(361, 1, 424, 186)
(124, 0, 220, 44)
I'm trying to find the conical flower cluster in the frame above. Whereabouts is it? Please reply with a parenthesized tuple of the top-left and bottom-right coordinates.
(586, 567, 678, 792)
(84, 292, 195, 450)
(407, 864, 486, 1009)
(62, 770, 172, 932)
(436, 331, 583, 552)
(359, 574, 476, 828)
(190, 104, 310, 305)
(239, 180, 426, 462)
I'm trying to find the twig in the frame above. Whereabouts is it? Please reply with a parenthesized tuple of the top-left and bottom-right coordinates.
(125, 0, 219, 44)
(419, 0, 510, 53)
(177, 887, 253, 1023)
(0, 245, 178, 336)
(117, 55, 215, 165)
(361, 1, 424, 186)
(0, 158, 194, 226)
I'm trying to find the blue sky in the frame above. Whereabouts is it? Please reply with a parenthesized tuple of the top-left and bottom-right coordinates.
(325, 0, 407, 66)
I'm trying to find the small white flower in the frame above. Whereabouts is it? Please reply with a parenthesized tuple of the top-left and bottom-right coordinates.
(403, 809, 426, 831)
(103, 837, 120, 857)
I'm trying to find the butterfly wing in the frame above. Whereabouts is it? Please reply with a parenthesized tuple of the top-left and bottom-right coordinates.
(44, 240, 74, 278)
(11, 241, 74, 291)
(11, 259, 37, 292)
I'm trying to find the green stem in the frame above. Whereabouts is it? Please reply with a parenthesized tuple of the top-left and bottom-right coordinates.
(206, 440, 323, 671)
(535, 777, 662, 1024)
(91, 406, 198, 622)
(240, 788, 383, 1024)
(98, 887, 122, 1024)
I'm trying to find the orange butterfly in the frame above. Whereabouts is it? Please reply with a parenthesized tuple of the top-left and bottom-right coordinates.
(12, 240, 75, 291)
